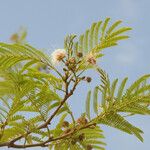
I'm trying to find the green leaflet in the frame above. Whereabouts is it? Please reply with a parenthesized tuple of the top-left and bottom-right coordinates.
(0, 126, 25, 142)
(108, 27, 132, 38)
(89, 22, 97, 50)
(101, 18, 110, 40)
(26, 69, 62, 89)
(79, 34, 84, 53)
(86, 71, 150, 143)
(126, 74, 150, 96)
(56, 113, 68, 129)
(97, 68, 110, 109)
(98, 112, 144, 142)
(20, 60, 39, 73)
(76, 126, 105, 150)
(106, 20, 122, 35)
(0, 97, 10, 109)
(84, 30, 89, 52)
(74, 18, 131, 59)
(117, 77, 128, 101)
(86, 90, 91, 120)
(53, 113, 68, 137)
(110, 78, 118, 103)
(56, 107, 68, 116)
(0, 43, 52, 69)
(94, 21, 102, 45)
(70, 18, 131, 72)
(93, 86, 99, 115)
(120, 103, 150, 115)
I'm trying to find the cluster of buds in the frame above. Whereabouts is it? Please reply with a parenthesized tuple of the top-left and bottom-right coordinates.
(51, 48, 97, 68)
(65, 57, 77, 71)
(77, 116, 88, 126)
(77, 51, 97, 66)
(82, 76, 92, 83)
(68, 57, 76, 64)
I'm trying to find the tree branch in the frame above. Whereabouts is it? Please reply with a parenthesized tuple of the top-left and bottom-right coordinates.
(1, 75, 79, 148)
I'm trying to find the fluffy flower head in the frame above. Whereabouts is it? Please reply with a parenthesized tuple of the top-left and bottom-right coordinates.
(51, 49, 66, 65)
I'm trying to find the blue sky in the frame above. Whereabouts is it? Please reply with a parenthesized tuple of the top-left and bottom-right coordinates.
(0, 0, 150, 149)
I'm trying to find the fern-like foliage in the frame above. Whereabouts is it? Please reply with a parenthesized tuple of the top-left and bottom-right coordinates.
(85, 68, 150, 142)
(76, 19, 130, 70)
(0, 67, 64, 144)
(0, 18, 149, 150)
(74, 18, 131, 55)
(0, 43, 52, 70)
(49, 113, 105, 150)
(64, 18, 131, 70)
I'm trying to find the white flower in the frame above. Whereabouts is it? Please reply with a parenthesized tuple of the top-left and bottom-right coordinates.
(86, 53, 96, 65)
(0, 77, 4, 81)
(51, 49, 66, 65)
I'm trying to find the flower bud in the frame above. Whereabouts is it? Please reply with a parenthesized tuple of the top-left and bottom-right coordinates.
(77, 52, 83, 58)
(68, 64, 76, 71)
(62, 121, 69, 128)
(78, 133, 85, 141)
(10, 33, 19, 43)
(87, 145, 93, 150)
(68, 57, 76, 64)
(65, 61, 69, 66)
(81, 76, 86, 80)
(86, 77, 92, 83)
(77, 116, 88, 125)
(63, 68, 68, 72)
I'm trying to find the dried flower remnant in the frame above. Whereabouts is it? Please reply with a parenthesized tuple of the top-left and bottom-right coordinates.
(77, 116, 88, 125)
(68, 57, 76, 64)
(86, 144, 93, 150)
(78, 133, 85, 141)
(86, 53, 96, 65)
(62, 121, 69, 128)
(10, 33, 19, 43)
(77, 52, 83, 58)
(51, 49, 66, 65)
